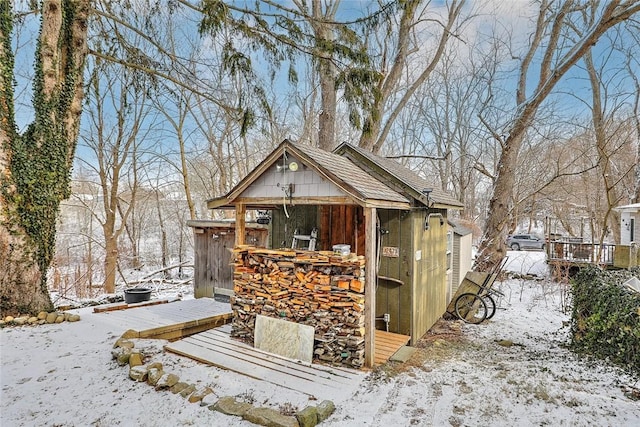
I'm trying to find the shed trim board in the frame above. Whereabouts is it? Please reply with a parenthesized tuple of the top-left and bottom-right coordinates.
(235, 204, 246, 247)
(226, 196, 410, 210)
(364, 206, 377, 368)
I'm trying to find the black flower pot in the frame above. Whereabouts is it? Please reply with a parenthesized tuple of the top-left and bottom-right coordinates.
(124, 287, 152, 304)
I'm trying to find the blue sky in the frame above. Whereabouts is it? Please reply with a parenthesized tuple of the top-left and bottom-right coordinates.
(9, 1, 639, 151)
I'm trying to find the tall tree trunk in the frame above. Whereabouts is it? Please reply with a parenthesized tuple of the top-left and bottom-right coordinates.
(356, 0, 423, 151)
(0, 0, 89, 317)
(103, 225, 118, 294)
(155, 190, 168, 272)
(311, 0, 337, 151)
(630, 62, 640, 203)
(586, 50, 621, 248)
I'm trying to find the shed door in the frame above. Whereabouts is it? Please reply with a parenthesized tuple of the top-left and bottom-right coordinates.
(375, 209, 411, 336)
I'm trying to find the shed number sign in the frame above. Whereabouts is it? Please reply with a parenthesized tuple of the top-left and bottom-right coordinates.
(382, 246, 399, 258)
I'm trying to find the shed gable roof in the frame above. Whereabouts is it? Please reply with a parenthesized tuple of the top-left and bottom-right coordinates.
(295, 142, 410, 204)
(334, 143, 464, 209)
(207, 140, 410, 209)
(449, 219, 473, 236)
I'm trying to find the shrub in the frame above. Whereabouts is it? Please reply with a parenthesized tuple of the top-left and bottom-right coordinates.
(571, 266, 640, 375)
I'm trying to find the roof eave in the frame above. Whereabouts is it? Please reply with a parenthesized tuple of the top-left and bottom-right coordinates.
(207, 196, 231, 209)
(431, 202, 464, 210)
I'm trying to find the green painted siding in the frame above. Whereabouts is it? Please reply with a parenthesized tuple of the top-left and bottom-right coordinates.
(411, 208, 449, 344)
(376, 209, 412, 335)
(269, 205, 450, 344)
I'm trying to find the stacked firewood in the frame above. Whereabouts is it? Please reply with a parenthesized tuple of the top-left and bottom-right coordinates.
(231, 246, 367, 368)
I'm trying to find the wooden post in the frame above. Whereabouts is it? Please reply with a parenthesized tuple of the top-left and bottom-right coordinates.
(235, 204, 246, 246)
(364, 206, 376, 368)
(193, 228, 213, 298)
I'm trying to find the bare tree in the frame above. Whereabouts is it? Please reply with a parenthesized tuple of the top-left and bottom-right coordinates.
(358, 0, 468, 154)
(290, 0, 340, 150)
(80, 62, 153, 293)
(585, 49, 621, 247)
(625, 25, 640, 203)
(475, 0, 640, 271)
(400, 33, 508, 219)
(631, 70, 640, 204)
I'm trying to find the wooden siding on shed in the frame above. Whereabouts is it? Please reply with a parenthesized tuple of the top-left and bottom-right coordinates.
(411, 209, 448, 345)
(452, 233, 473, 297)
(270, 205, 319, 249)
(373, 208, 450, 344)
(376, 209, 412, 336)
(319, 206, 365, 254)
(192, 225, 268, 297)
(241, 156, 346, 199)
(270, 205, 366, 255)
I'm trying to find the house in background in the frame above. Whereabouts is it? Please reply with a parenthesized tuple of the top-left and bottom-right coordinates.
(613, 203, 640, 268)
(615, 203, 639, 245)
(546, 203, 640, 271)
(200, 139, 463, 366)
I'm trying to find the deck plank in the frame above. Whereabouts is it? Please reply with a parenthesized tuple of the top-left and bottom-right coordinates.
(166, 327, 363, 400)
(374, 330, 410, 366)
(95, 298, 232, 339)
(187, 330, 358, 385)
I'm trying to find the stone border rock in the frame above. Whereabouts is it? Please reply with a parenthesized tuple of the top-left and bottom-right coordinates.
(1, 311, 80, 327)
(113, 338, 336, 427)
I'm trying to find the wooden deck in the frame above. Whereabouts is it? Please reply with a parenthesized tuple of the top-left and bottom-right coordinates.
(94, 297, 233, 340)
(95, 298, 409, 399)
(165, 324, 364, 401)
(374, 330, 411, 366)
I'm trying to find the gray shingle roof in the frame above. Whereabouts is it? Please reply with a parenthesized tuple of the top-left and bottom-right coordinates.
(335, 144, 464, 208)
(207, 140, 411, 208)
(449, 219, 473, 236)
(290, 142, 409, 204)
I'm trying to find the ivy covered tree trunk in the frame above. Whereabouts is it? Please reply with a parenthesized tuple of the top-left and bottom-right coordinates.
(0, 0, 89, 317)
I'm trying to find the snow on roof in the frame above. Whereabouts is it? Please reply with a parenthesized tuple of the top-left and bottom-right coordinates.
(614, 203, 640, 212)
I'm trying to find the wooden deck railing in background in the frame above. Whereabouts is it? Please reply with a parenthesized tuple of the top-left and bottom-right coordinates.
(547, 241, 616, 265)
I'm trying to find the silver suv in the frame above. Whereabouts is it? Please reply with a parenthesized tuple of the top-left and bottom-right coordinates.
(506, 234, 545, 251)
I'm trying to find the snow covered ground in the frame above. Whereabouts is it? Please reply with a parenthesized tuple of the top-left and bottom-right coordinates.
(2, 251, 639, 426)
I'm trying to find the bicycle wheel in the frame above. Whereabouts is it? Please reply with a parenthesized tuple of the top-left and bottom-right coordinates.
(484, 294, 497, 320)
(454, 293, 488, 324)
